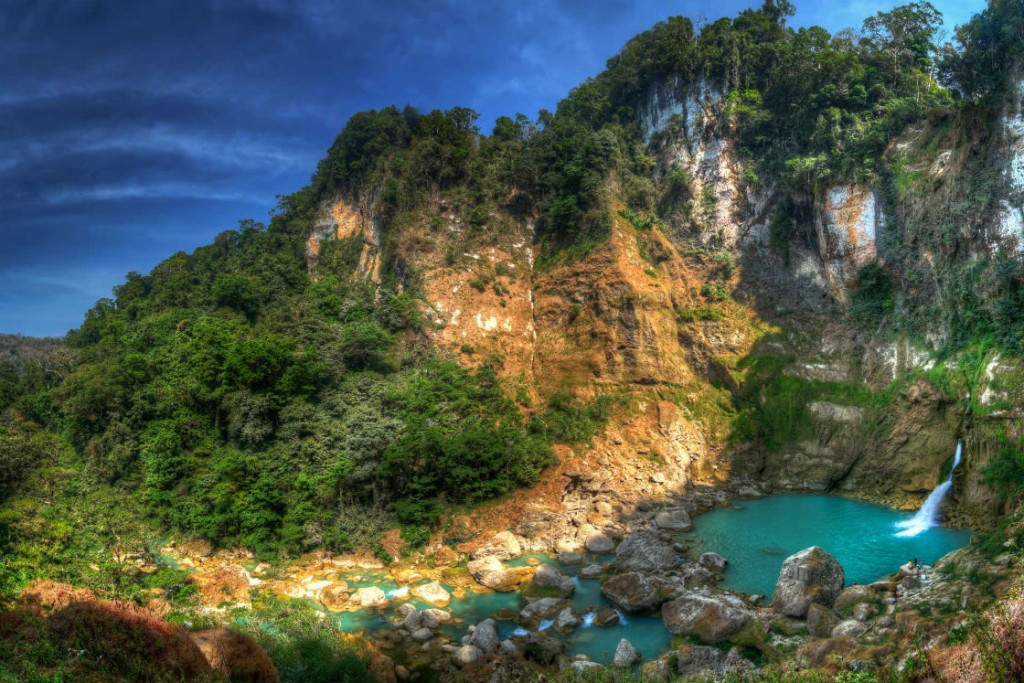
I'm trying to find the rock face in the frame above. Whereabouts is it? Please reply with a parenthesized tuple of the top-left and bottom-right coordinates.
(529, 564, 575, 597)
(467, 556, 522, 592)
(614, 533, 678, 573)
(661, 591, 753, 643)
(601, 572, 665, 613)
(772, 547, 845, 618)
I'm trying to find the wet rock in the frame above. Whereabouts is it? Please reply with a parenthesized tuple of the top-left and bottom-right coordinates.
(318, 581, 350, 611)
(524, 632, 565, 666)
(601, 572, 665, 613)
(555, 607, 580, 633)
(420, 609, 452, 629)
(772, 547, 844, 617)
(661, 591, 753, 643)
(579, 564, 604, 579)
(398, 610, 421, 631)
(410, 627, 434, 642)
(679, 563, 716, 588)
(449, 644, 482, 667)
(530, 564, 575, 597)
(613, 639, 641, 668)
(411, 581, 451, 607)
(467, 556, 522, 592)
(467, 619, 499, 653)
(654, 509, 692, 531)
(806, 603, 839, 638)
(585, 532, 616, 554)
(832, 619, 867, 638)
(353, 586, 388, 609)
(593, 607, 620, 626)
(471, 531, 522, 561)
(699, 553, 728, 573)
(557, 552, 583, 566)
(615, 533, 678, 573)
(520, 597, 566, 620)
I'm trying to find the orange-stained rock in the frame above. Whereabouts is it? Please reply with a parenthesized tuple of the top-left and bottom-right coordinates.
(190, 564, 252, 606)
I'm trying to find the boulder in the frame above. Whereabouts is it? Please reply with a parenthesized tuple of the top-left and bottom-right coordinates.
(661, 591, 753, 643)
(467, 556, 522, 592)
(771, 547, 844, 617)
(571, 661, 605, 674)
(411, 580, 451, 607)
(601, 572, 665, 613)
(579, 564, 604, 579)
(410, 627, 434, 642)
(853, 602, 877, 622)
(523, 632, 565, 666)
(520, 597, 566, 621)
(593, 607, 620, 626)
(353, 586, 388, 609)
(806, 603, 840, 638)
(529, 564, 575, 597)
(397, 610, 421, 631)
(471, 531, 522, 561)
(318, 581, 350, 610)
(555, 607, 580, 633)
(421, 608, 452, 629)
(190, 628, 279, 683)
(467, 619, 499, 654)
(585, 532, 616, 554)
(654, 509, 693, 531)
(699, 553, 728, 573)
(614, 533, 678, 573)
(190, 565, 253, 606)
(557, 552, 583, 566)
(450, 645, 482, 667)
(613, 639, 641, 668)
(834, 585, 878, 615)
(832, 619, 868, 638)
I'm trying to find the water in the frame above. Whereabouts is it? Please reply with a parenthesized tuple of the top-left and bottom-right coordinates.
(896, 442, 963, 537)
(685, 494, 971, 597)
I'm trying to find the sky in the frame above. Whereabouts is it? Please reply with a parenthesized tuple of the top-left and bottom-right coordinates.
(0, 0, 986, 337)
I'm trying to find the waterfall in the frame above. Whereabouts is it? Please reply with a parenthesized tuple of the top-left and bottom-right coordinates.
(581, 612, 596, 628)
(895, 441, 962, 538)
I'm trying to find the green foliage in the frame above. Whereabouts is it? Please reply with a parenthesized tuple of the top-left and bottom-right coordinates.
(850, 262, 895, 323)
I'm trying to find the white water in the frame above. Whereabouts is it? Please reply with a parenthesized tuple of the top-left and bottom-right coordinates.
(581, 612, 596, 628)
(895, 442, 962, 538)
(387, 585, 410, 599)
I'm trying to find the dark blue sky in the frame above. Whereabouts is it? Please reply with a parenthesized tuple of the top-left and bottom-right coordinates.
(1, 0, 983, 336)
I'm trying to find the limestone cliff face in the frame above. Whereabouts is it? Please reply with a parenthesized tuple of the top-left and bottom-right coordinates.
(304, 74, 1024, 529)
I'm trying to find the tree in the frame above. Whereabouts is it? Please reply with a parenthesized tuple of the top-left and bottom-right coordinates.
(863, 2, 943, 85)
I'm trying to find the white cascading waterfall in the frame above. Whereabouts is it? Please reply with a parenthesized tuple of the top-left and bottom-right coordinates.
(895, 441, 963, 538)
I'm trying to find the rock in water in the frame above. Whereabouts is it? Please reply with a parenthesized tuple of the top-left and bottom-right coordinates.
(353, 586, 388, 609)
(699, 552, 728, 573)
(772, 547, 845, 617)
(654, 509, 693, 530)
(467, 619, 499, 653)
(661, 591, 753, 643)
(529, 564, 575, 597)
(467, 556, 522, 592)
(601, 572, 665, 613)
(411, 580, 451, 607)
(613, 638, 641, 668)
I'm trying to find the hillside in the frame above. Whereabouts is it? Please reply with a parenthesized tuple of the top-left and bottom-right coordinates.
(4, 1, 1024, 681)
